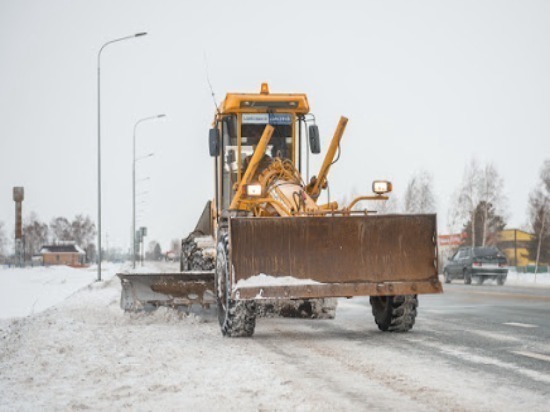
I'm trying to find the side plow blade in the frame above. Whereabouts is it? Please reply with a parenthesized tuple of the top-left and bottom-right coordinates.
(117, 272, 215, 312)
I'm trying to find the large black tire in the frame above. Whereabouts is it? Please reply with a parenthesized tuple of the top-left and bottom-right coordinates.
(497, 275, 506, 286)
(369, 295, 417, 332)
(444, 270, 451, 284)
(216, 231, 256, 337)
(464, 269, 472, 285)
(475, 276, 484, 285)
(180, 232, 215, 272)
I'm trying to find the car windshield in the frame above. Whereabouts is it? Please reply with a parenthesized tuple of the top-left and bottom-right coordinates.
(473, 247, 500, 257)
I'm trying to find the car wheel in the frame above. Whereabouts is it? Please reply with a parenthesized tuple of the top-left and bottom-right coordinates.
(464, 269, 472, 285)
(444, 270, 451, 284)
(475, 276, 484, 285)
(497, 276, 506, 286)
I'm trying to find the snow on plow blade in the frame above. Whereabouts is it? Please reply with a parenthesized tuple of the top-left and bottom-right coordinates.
(229, 214, 442, 300)
(117, 272, 215, 312)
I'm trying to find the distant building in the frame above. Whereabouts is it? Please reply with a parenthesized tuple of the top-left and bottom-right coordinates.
(39, 243, 86, 267)
(496, 229, 535, 267)
(438, 233, 466, 248)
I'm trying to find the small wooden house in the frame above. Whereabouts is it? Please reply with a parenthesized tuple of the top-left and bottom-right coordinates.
(39, 243, 86, 267)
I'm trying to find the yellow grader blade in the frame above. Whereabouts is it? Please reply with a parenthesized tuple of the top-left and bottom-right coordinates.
(229, 214, 442, 300)
(117, 272, 215, 312)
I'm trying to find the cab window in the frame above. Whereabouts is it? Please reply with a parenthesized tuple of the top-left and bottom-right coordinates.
(240, 114, 293, 166)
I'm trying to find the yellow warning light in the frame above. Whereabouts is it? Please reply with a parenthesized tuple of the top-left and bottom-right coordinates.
(260, 83, 270, 95)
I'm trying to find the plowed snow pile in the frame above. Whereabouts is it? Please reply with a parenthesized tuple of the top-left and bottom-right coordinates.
(0, 265, 340, 410)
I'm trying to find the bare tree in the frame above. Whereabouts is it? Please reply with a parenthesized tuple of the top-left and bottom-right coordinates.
(50, 215, 96, 262)
(70, 215, 96, 250)
(479, 164, 505, 246)
(50, 217, 72, 243)
(403, 170, 436, 214)
(455, 159, 483, 246)
(376, 194, 400, 214)
(452, 159, 507, 246)
(527, 160, 550, 272)
(23, 213, 49, 258)
(447, 191, 464, 235)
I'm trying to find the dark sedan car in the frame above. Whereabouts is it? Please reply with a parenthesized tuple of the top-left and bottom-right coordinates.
(443, 246, 508, 285)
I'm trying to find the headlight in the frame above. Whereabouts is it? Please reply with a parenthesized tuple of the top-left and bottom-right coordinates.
(246, 184, 262, 197)
(372, 180, 392, 195)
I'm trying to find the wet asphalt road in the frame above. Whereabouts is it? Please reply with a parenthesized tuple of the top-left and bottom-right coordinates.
(252, 281, 550, 410)
(419, 282, 550, 390)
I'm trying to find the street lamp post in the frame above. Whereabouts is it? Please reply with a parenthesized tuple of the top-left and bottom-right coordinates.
(133, 115, 165, 268)
(97, 32, 147, 282)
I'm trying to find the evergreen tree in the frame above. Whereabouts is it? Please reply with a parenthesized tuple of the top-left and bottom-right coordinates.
(463, 201, 506, 247)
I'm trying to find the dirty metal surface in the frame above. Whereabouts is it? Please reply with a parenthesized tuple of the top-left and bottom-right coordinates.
(229, 215, 439, 296)
(235, 280, 442, 300)
(117, 272, 215, 311)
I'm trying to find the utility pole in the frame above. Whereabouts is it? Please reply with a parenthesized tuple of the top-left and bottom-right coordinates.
(97, 32, 147, 282)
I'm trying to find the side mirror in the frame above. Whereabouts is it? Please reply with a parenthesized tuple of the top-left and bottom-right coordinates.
(308, 125, 321, 154)
(209, 128, 220, 157)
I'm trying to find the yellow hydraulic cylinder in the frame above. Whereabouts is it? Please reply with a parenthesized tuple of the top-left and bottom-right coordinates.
(308, 116, 348, 200)
(230, 125, 275, 210)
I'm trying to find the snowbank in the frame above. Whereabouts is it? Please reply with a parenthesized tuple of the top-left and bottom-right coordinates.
(506, 269, 550, 287)
(0, 264, 118, 319)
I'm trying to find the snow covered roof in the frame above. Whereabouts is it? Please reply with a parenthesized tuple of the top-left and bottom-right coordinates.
(40, 244, 86, 254)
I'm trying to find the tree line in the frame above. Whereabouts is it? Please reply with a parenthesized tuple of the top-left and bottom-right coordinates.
(1, 159, 548, 267)
(0, 214, 97, 262)
(357, 158, 549, 267)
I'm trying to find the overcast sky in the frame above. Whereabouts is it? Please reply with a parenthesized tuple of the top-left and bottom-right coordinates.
(1, 0, 549, 252)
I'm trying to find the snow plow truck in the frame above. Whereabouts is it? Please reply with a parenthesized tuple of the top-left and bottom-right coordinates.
(118, 83, 442, 337)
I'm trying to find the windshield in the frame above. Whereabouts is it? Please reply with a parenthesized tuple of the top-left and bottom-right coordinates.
(240, 113, 293, 161)
(218, 113, 294, 210)
(473, 247, 500, 257)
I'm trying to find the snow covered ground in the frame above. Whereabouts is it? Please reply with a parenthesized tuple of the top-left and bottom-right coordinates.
(2, 264, 340, 410)
(506, 268, 550, 287)
(0, 264, 100, 319)
(1, 264, 549, 410)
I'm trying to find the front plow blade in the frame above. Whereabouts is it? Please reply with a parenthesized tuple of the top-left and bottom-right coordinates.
(117, 271, 215, 312)
(229, 214, 441, 299)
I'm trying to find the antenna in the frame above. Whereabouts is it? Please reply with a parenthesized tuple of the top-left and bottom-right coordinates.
(203, 52, 220, 114)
